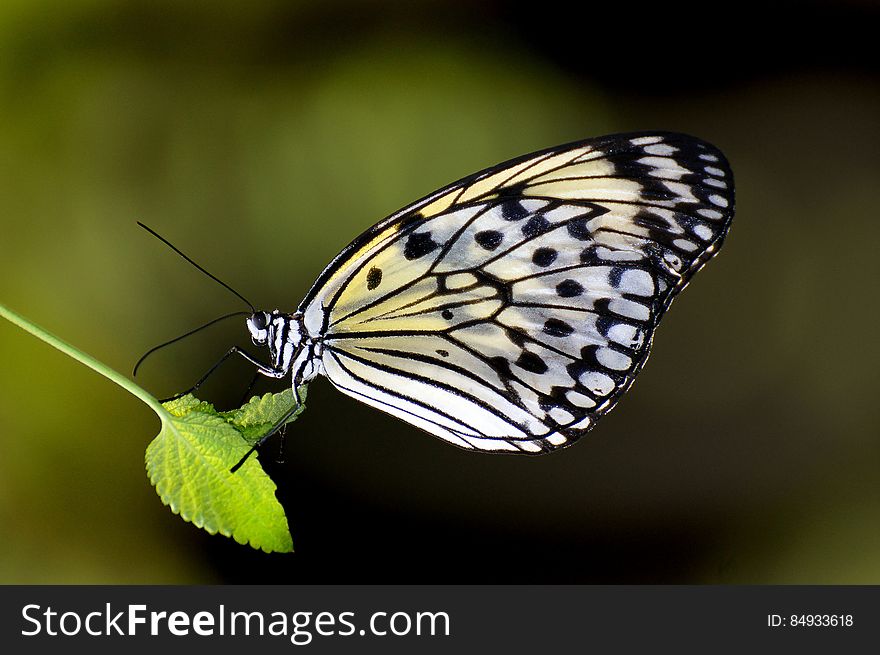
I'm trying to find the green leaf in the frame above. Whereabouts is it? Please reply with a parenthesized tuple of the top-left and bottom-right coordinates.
(147, 390, 305, 554)
(0, 302, 301, 554)
(221, 387, 307, 443)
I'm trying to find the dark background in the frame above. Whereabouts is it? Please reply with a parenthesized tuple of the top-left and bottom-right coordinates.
(1, 0, 878, 583)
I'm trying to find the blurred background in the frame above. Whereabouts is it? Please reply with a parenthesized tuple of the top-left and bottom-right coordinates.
(1, 0, 878, 584)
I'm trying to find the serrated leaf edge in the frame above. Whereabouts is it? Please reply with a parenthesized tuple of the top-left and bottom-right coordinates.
(146, 408, 292, 554)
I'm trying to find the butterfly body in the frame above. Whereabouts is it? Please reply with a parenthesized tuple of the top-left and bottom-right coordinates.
(246, 132, 734, 454)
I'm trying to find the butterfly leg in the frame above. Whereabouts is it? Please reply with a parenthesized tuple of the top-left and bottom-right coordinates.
(160, 346, 286, 403)
(229, 399, 303, 473)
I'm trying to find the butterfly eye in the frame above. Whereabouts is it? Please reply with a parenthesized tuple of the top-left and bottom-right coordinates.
(247, 311, 270, 346)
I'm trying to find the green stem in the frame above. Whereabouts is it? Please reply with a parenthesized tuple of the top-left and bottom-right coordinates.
(0, 302, 164, 414)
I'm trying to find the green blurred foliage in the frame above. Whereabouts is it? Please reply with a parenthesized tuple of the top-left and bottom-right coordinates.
(1, 0, 878, 583)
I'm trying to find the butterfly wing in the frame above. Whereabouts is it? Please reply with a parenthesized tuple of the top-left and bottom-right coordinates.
(300, 132, 734, 453)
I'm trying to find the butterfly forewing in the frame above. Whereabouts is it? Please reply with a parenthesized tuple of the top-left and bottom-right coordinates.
(302, 132, 734, 453)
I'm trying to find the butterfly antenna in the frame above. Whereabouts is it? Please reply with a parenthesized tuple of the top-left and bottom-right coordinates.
(137, 221, 256, 312)
(132, 311, 250, 376)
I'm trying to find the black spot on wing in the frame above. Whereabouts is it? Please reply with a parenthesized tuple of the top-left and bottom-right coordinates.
(499, 197, 530, 221)
(366, 267, 382, 290)
(596, 315, 616, 337)
(566, 345, 623, 383)
(580, 345, 602, 368)
(532, 247, 558, 267)
(608, 266, 624, 288)
(404, 231, 439, 260)
(474, 230, 503, 251)
(522, 215, 552, 238)
(634, 177, 680, 203)
(556, 279, 584, 297)
(488, 356, 512, 378)
(567, 216, 593, 241)
(505, 328, 527, 347)
(633, 210, 670, 232)
(499, 180, 528, 199)
(543, 318, 574, 337)
(580, 246, 601, 265)
(516, 351, 548, 374)
(539, 385, 581, 415)
(594, 297, 612, 312)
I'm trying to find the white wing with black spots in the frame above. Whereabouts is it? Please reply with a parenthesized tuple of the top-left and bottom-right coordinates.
(298, 132, 734, 453)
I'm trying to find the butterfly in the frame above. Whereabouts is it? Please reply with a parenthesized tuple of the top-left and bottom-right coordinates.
(212, 132, 734, 456)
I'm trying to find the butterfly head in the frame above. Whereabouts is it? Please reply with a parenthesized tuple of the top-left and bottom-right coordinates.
(247, 310, 274, 346)
(247, 309, 308, 379)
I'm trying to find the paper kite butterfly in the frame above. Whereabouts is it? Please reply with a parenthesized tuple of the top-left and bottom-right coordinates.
(157, 132, 735, 457)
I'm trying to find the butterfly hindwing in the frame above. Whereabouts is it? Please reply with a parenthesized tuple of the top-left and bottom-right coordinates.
(303, 132, 734, 453)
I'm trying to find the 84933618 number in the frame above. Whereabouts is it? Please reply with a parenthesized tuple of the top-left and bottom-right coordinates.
(790, 614, 853, 627)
